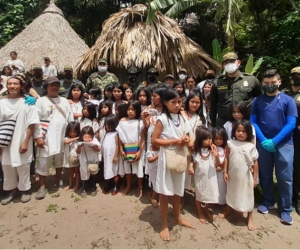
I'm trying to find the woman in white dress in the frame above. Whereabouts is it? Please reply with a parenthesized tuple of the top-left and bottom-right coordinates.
(0, 66, 12, 96)
(220, 120, 259, 231)
(152, 88, 195, 241)
(0, 76, 40, 205)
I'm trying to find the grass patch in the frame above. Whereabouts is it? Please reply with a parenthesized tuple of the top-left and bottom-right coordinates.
(46, 204, 59, 213)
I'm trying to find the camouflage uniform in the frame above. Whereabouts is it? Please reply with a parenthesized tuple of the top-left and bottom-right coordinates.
(282, 66, 300, 212)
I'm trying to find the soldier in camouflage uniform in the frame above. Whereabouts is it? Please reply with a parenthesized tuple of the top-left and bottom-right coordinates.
(86, 58, 119, 92)
(31, 66, 47, 97)
(141, 68, 161, 87)
(210, 52, 262, 127)
(123, 66, 141, 92)
(282, 67, 300, 215)
(59, 66, 85, 98)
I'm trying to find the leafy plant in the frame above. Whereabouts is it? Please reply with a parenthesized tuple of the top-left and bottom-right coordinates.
(212, 39, 231, 64)
(46, 204, 59, 213)
(245, 54, 263, 75)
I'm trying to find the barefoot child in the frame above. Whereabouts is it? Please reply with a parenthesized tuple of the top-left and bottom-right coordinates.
(76, 126, 101, 198)
(117, 100, 145, 197)
(189, 126, 219, 224)
(212, 127, 228, 205)
(102, 114, 120, 195)
(220, 120, 259, 231)
(63, 122, 80, 192)
(152, 88, 195, 241)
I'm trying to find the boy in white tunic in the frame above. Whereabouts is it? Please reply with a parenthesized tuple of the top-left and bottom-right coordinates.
(35, 76, 73, 200)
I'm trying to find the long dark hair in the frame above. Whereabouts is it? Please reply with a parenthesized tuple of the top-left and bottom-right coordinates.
(81, 102, 97, 121)
(212, 127, 228, 148)
(184, 93, 205, 125)
(135, 86, 152, 106)
(116, 102, 128, 119)
(2, 66, 12, 76)
(229, 101, 250, 122)
(79, 126, 95, 141)
(98, 100, 113, 121)
(104, 83, 113, 100)
(65, 121, 80, 137)
(162, 88, 182, 120)
(173, 82, 186, 97)
(127, 100, 141, 119)
(194, 126, 212, 152)
(105, 114, 119, 132)
(110, 83, 126, 102)
(231, 120, 252, 142)
(67, 83, 85, 106)
(89, 87, 102, 100)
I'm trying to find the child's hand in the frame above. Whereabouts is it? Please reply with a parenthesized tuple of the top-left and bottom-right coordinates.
(216, 166, 222, 172)
(188, 166, 194, 175)
(175, 138, 186, 146)
(121, 151, 125, 160)
(188, 142, 194, 151)
(113, 156, 118, 163)
(223, 172, 229, 182)
(212, 149, 219, 157)
(36, 138, 45, 148)
(134, 151, 141, 161)
(182, 135, 190, 145)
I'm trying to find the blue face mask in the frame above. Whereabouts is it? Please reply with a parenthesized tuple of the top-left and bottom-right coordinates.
(262, 84, 279, 93)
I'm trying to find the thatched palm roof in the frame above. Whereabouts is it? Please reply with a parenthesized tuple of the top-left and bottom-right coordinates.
(76, 4, 220, 78)
(0, 1, 89, 72)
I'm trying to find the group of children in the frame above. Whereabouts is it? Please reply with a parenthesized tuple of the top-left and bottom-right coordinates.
(60, 81, 259, 240)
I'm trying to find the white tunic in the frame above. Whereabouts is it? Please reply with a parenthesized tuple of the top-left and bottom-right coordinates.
(63, 137, 79, 168)
(6, 59, 25, 75)
(116, 119, 144, 177)
(36, 96, 74, 157)
(193, 149, 219, 203)
(42, 65, 58, 77)
(216, 146, 227, 205)
(80, 118, 100, 133)
(146, 149, 159, 187)
(78, 138, 101, 180)
(0, 98, 39, 167)
(155, 113, 192, 197)
(224, 121, 256, 143)
(102, 131, 118, 179)
(70, 102, 83, 122)
(226, 140, 258, 212)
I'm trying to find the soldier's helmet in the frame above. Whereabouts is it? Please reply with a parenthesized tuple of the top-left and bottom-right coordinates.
(147, 68, 159, 76)
(127, 66, 139, 74)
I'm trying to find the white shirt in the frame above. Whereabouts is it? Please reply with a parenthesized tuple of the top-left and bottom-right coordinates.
(6, 59, 25, 75)
(42, 65, 58, 77)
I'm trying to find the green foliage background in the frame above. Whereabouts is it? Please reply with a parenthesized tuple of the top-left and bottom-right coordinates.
(0, 0, 299, 82)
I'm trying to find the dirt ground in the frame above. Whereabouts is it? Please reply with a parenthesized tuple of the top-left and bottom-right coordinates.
(0, 174, 300, 249)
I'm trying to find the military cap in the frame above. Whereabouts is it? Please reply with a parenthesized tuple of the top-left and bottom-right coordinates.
(222, 52, 238, 62)
(44, 57, 51, 61)
(98, 58, 107, 64)
(164, 74, 174, 80)
(147, 68, 159, 75)
(290, 67, 300, 75)
(64, 66, 73, 71)
(178, 68, 187, 74)
(32, 65, 42, 70)
(127, 66, 139, 74)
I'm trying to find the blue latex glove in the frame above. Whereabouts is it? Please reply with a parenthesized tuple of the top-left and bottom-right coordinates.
(261, 139, 276, 152)
(25, 95, 36, 105)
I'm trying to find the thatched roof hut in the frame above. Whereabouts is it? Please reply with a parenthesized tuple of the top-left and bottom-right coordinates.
(76, 4, 220, 79)
(0, 1, 89, 72)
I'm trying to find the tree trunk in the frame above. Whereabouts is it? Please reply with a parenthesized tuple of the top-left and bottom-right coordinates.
(227, 33, 235, 51)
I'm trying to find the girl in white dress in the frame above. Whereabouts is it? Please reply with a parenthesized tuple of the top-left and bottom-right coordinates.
(98, 100, 113, 155)
(152, 88, 195, 241)
(212, 127, 228, 205)
(223, 101, 256, 144)
(76, 126, 101, 198)
(142, 85, 166, 207)
(189, 126, 219, 224)
(63, 122, 80, 192)
(102, 114, 120, 195)
(117, 100, 145, 197)
(181, 93, 205, 194)
(219, 120, 259, 231)
(80, 102, 100, 139)
(67, 84, 85, 122)
(111, 83, 127, 114)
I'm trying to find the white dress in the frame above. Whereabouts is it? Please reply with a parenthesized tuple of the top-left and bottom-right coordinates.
(78, 138, 101, 181)
(70, 102, 83, 122)
(226, 140, 258, 212)
(116, 119, 144, 178)
(193, 149, 219, 203)
(63, 137, 79, 168)
(0, 98, 40, 167)
(184, 113, 203, 190)
(80, 118, 100, 133)
(216, 147, 226, 205)
(146, 149, 159, 187)
(102, 131, 118, 180)
(155, 113, 192, 197)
